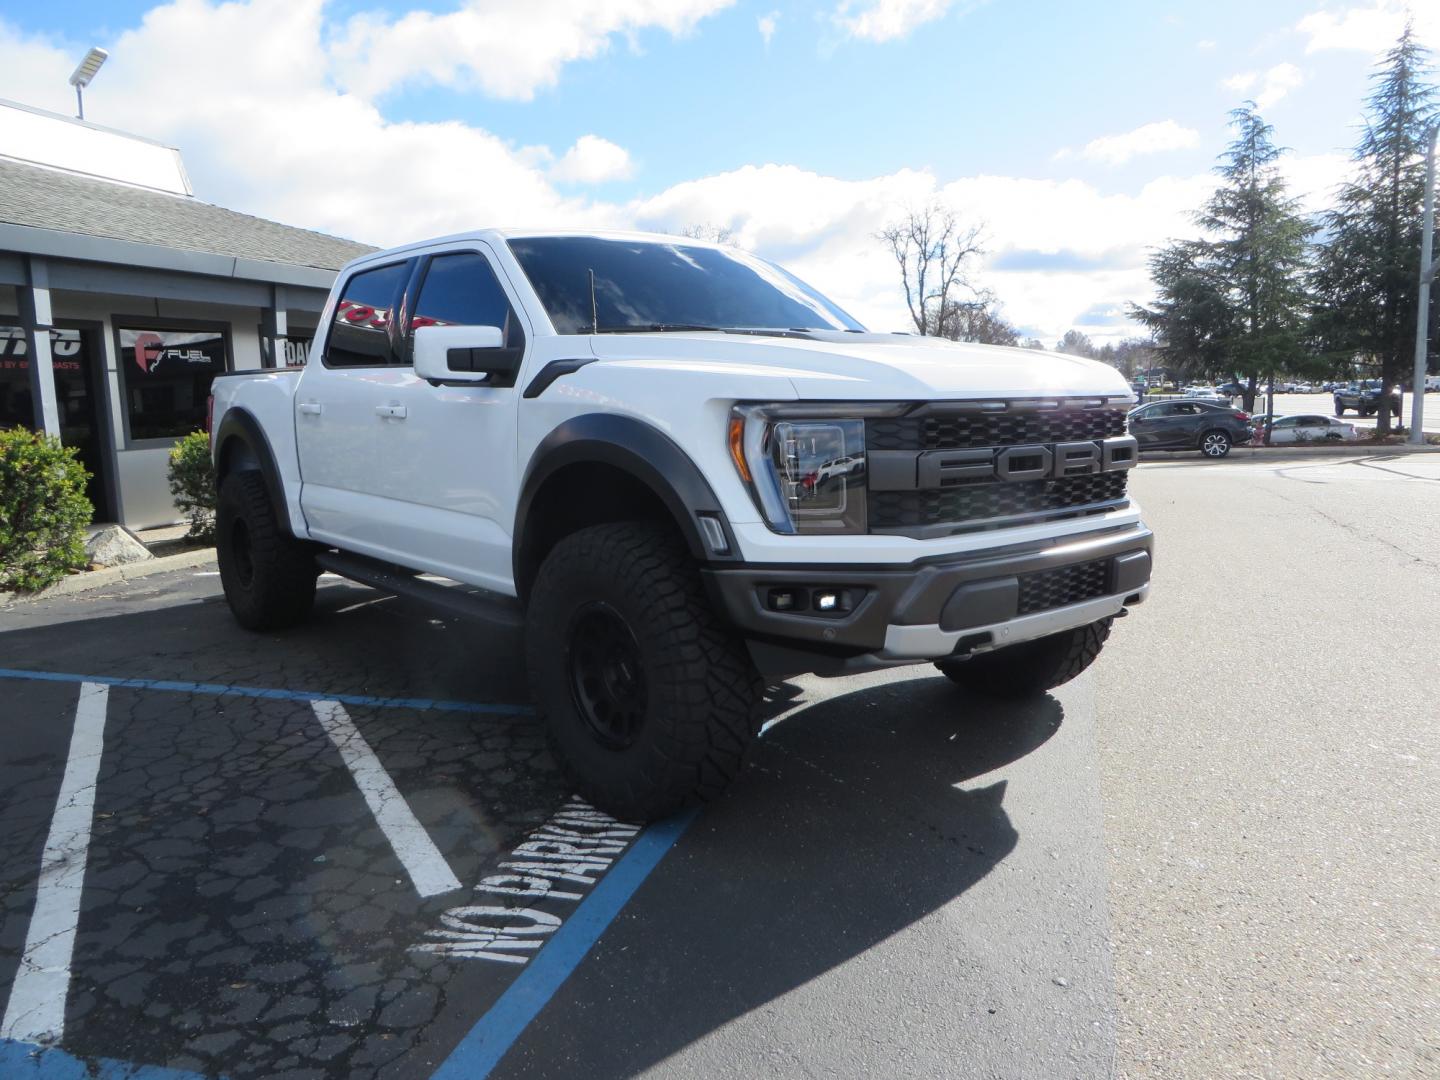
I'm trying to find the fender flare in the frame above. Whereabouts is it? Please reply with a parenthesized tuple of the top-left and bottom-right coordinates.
(212, 408, 296, 538)
(514, 414, 741, 584)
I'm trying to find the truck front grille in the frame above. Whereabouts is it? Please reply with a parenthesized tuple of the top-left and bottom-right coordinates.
(1016, 558, 1112, 616)
(870, 472, 1127, 531)
(866, 408, 1128, 451)
(864, 404, 1132, 535)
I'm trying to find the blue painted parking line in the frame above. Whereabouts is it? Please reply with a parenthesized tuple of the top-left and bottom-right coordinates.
(0, 1038, 213, 1079)
(430, 809, 698, 1080)
(0, 668, 531, 715)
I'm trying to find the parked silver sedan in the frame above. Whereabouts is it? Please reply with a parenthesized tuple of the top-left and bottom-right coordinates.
(1252, 414, 1357, 443)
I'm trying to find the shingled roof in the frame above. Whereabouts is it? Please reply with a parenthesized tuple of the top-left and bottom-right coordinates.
(0, 156, 376, 272)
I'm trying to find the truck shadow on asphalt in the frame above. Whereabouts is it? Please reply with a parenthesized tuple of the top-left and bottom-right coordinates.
(496, 674, 1059, 1078)
(0, 582, 1061, 1078)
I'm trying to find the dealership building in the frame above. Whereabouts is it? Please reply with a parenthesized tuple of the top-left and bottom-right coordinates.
(0, 98, 374, 527)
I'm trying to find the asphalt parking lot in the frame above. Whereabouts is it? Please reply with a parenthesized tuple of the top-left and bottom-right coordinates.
(1, 451, 1437, 1079)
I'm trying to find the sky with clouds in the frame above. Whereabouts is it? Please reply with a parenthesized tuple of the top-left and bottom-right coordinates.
(1, 0, 1437, 345)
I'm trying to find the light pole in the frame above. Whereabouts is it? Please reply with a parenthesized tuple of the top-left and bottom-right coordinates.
(1411, 123, 1437, 446)
(67, 47, 108, 121)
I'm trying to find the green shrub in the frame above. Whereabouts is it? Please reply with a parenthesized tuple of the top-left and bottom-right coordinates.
(0, 427, 92, 592)
(167, 430, 217, 541)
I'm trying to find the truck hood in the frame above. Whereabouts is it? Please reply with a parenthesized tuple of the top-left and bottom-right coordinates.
(586, 331, 1133, 401)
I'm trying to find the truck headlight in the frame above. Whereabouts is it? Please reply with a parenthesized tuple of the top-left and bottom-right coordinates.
(729, 406, 874, 534)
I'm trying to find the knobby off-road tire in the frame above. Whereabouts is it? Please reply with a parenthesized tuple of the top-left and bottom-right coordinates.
(216, 471, 318, 631)
(525, 522, 763, 822)
(935, 617, 1113, 700)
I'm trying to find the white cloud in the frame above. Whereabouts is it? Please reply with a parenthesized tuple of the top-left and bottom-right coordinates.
(0, 1, 1353, 350)
(1297, 2, 1440, 54)
(1255, 62, 1303, 108)
(550, 134, 634, 184)
(1196, 38, 1217, 50)
(1222, 63, 1303, 109)
(832, 0, 962, 43)
(328, 0, 735, 102)
(758, 11, 779, 45)
(1071, 120, 1201, 167)
(0, 2, 610, 245)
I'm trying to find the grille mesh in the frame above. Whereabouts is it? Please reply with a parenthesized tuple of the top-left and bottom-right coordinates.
(1016, 558, 1112, 616)
(866, 408, 1127, 452)
(870, 472, 1127, 531)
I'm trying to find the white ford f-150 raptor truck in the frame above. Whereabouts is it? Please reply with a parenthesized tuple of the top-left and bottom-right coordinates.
(210, 230, 1152, 820)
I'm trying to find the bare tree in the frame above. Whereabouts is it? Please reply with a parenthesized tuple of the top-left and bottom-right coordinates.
(938, 294, 1020, 346)
(877, 202, 985, 336)
(677, 223, 735, 244)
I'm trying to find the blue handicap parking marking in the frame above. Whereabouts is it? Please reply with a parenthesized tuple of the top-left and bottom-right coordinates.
(0, 1037, 213, 1079)
(0, 667, 533, 716)
(0, 668, 687, 1079)
(430, 809, 696, 1079)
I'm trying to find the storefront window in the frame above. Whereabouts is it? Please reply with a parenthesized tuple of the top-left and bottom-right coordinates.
(117, 326, 227, 441)
(1, 324, 109, 514)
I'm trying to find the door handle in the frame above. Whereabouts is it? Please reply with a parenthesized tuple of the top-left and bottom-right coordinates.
(375, 404, 407, 419)
(298, 402, 322, 416)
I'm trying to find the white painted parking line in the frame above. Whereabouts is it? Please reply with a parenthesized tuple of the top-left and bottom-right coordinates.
(1, 682, 109, 1044)
(311, 699, 462, 898)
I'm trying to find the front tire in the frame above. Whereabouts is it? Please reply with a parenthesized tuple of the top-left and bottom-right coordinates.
(525, 522, 762, 821)
(1334, 400, 1346, 416)
(935, 618, 1113, 700)
(1200, 429, 1231, 458)
(216, 471, 317, 630)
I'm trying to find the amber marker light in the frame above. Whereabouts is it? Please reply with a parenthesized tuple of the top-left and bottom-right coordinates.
(728, 415, 752, 483)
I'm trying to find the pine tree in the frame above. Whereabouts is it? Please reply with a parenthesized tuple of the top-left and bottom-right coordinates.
(1312, 25, 1437, 433)
(1132, 103, 1314, 413)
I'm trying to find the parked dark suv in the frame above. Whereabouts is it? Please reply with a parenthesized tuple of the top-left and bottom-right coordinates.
(1127, 399, 1252, 458)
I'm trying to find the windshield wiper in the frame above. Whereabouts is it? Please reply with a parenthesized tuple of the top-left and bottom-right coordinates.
(594, 323, 726, 333)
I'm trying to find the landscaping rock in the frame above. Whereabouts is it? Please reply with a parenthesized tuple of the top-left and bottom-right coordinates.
(85, 524, 153, 567)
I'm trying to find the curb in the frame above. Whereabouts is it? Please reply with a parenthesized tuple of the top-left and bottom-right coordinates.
(1238, 444, 1440, 456)
(1143, 444, 1440, 465)
(1, 547, 216, 608)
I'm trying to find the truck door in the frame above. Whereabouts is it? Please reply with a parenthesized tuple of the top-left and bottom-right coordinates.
(374, 245, 530, 592)
(294, 257, 416, 551)
(295, 249, 528, 593)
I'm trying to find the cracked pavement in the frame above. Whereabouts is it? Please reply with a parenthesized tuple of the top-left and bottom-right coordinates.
(0, 451, 1432, 1078)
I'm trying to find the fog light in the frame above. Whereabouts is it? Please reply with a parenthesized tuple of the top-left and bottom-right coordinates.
(769, 589, 802, 612)
(814, 592, 839, 612)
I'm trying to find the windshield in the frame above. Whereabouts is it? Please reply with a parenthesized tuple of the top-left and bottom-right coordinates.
(507, 236, 865, 335)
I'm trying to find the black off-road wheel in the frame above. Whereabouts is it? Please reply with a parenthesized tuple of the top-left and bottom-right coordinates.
(525, 522, 763, 822)
(216, 471, 318, 631)
(935, 618, 1113, 700)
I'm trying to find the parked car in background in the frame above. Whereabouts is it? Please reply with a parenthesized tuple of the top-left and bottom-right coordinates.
(1252, 414, 1357, 443)
(1127, 399, 1252, 458)
(1334, 381, 1401, 417)
(1425, 375, 1440, 392)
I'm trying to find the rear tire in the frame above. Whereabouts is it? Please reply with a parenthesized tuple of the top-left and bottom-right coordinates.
(1334, 400, 1345, 416)
(216, 471, 317, 630)
(1200, 429, 1231, 458)
(525, 522, 763, 822)
(935, 618, 1113, 700)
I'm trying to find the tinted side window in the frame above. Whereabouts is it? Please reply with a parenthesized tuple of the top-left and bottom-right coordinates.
(325, 261, 413, 368)
(409, 252, 526, 356)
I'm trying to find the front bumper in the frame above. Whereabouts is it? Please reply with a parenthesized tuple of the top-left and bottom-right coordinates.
(703, 522, 1153, 677)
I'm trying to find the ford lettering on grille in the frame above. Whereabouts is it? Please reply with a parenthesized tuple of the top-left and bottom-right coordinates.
(872, 435, 1137, 491)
